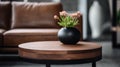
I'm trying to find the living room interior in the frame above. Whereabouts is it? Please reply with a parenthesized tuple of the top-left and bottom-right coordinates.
(0, 0, 120, 67)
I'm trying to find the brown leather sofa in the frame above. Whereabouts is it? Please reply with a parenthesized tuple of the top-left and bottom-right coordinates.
(0, 2, 82, 53)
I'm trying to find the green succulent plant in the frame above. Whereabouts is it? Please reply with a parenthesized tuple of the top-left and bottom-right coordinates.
(58, 16, 79, 27)
(117, 9, 120, 26)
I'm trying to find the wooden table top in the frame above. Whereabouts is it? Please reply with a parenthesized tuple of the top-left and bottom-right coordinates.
(18, 41, 102, 60)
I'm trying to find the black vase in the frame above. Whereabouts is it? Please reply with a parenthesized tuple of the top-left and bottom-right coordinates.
(58, 27, 80, 45)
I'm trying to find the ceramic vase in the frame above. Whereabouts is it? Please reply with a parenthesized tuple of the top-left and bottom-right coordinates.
(89, 0, 104, 39)
(58, 27, 80, 45)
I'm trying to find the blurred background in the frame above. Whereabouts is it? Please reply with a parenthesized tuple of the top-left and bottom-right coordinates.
(1, 0, 120, 67)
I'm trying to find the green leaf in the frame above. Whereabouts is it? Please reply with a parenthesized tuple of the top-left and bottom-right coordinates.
(57, 16, 79, 27)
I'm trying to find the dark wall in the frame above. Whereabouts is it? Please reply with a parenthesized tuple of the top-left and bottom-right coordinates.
(61, 0, 78, 11)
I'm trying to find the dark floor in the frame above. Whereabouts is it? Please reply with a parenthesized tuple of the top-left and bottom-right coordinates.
(0, 41, 120, 67)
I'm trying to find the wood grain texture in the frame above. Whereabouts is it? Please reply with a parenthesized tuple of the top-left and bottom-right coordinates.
(18, 41, 102, 60)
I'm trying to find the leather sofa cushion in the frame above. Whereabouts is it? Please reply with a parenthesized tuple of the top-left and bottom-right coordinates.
(0, 29, 5, 46)
(3, 29, 59, 47)
(0, 2, 11, 29)
(11, 2, 63, 29)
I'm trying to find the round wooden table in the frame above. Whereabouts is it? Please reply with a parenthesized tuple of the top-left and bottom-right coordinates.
(18, 41, 102, 67)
